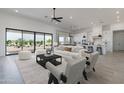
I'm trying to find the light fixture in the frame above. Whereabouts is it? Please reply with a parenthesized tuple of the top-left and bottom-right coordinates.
(69, 16, 73, 19)
(83, 36, 86, 38)
(116, 11, 120, 14)
(15, 10, 19, 13)
(98, 35, 102, 37)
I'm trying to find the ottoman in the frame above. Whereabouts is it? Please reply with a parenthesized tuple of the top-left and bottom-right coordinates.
(19, 51, 32, 60)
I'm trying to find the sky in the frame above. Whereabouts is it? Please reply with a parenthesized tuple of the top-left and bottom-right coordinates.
(7, 32, 51, 41)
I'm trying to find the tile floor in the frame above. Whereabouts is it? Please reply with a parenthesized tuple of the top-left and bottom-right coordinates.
(0, 52, 124, 84)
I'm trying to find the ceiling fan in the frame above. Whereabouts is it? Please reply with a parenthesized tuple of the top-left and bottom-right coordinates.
(50, 8, 63, 22)
(45, 8, 63, 22)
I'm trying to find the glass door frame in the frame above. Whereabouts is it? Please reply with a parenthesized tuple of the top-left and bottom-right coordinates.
(5, 28, 53, 56)
(5, 28, 23, 55)
(35, 32, 45, 50)
(44, 33, 53, 49)
(22, 30, 35, 53)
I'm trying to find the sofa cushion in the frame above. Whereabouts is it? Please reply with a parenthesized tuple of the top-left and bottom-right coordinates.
(79, 49, 90, 58)
(55, 45, 64, 51)
(64, 47, 72, 52)
(72, 46, 84, 53)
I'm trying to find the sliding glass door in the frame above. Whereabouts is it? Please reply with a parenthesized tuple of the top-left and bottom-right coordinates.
(6, 30, 22, 55)
(59, 36, 64, 45)
(22, 31, 34, 52)
(45, 34, 52, 49)
(6, 28, 53, 55)
(36, 33, 45, 50)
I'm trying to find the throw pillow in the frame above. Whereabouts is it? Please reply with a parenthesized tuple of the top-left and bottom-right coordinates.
(64, 47, 72, 52)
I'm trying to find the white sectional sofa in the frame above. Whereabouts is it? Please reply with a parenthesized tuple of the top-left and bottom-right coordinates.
(54, 45, 89, 59)
(35, 49, 46, 56)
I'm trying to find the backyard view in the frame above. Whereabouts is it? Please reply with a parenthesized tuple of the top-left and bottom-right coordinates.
(6, 29, 52, 55)
(23, 32, 34, 52)
(45, 34, 52, 49)
(36, 33, 44, 50)
(6, 30, 22, 54)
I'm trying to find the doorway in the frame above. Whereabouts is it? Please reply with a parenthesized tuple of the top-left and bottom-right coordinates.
(113, 30, 124, 51)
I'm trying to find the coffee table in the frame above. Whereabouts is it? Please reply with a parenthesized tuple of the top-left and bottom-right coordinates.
(36, 54, 62, 69)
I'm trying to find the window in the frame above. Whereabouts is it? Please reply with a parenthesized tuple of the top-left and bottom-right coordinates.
(6, 28, 53, 55)
(59, 36, 64, 45)
(6, 30, 22, 55)
(36, 33, 44, 50)
(58, 36, 71, 45)
(57, 32, 71, 45)
(65, 37, 71, 44)
(22, 31, 34, 52)
(45, 34, 52, 49)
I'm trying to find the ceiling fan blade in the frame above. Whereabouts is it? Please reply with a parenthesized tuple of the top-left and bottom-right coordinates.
(55, 19, 61, 22)
(52, 17, 56, 20)
(50, 8, 62, 23)
(56, 17, 63, 19)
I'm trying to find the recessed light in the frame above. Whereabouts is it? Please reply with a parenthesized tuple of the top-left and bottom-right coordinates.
(15, 10, 19, 13)
(69, 16, 73, 19)
(116, 11, 120, 14)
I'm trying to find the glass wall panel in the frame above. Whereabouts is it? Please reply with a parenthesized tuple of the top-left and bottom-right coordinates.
(36, 33, 44, 50)
(59, 36, 64, 45)
(22, 31, 34, 52)
(6, 28, 53, 55)
(45, 34, 52, 49)
(6, 30, 22, 55)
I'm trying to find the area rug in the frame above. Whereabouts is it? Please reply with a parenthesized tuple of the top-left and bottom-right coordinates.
(15, 53, 124, 84)
(15, 57, 49, 84)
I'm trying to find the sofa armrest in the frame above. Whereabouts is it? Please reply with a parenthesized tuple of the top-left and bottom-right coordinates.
(46, 62, 63, 81)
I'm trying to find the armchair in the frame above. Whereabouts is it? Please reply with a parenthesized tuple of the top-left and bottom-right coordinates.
(84, 52, 99, 80)
(46, 56, 86, 84)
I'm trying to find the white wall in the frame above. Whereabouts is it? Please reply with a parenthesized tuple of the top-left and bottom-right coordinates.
(73, 23, 124, 53)
(0, 11, 70, 56)
(73, 25, 102, 44)
(73, 33, 83, 43)
(102, 30, 112, 52)
(72, 28, 92, 43)
(102, 23, 124, 52)
(92, 23, 124, 52)
(92, 25, 102, 36)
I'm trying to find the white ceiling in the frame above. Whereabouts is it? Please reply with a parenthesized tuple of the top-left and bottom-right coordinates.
(1, 8, 124, 31)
